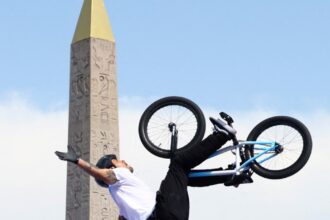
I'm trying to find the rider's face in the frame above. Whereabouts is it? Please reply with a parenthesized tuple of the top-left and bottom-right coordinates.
(112, 159, 134, 173)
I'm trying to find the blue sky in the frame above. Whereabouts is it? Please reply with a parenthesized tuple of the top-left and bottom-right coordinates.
(0, 1, 329, 219)
(0, 0, 329, 112)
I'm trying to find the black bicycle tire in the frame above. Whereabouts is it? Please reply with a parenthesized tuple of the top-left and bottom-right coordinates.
(139, 96, 206, 158)
(245, 116, 312, 179)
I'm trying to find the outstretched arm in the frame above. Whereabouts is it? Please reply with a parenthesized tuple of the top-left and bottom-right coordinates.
(55, 146, 117, 185)
(77, 159, 118, 185)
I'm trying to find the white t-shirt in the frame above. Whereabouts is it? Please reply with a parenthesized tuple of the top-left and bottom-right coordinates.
(109, 168, 156, 220)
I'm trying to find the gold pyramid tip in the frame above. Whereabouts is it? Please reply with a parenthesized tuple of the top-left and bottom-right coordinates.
(72, 0, 115, 43)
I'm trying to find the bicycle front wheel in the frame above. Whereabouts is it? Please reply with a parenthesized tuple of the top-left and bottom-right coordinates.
(245, 116, 312, 179)
(139, 96, 206, 158)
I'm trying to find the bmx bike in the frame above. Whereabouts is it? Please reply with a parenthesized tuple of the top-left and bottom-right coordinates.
(138, 96, 312, 186)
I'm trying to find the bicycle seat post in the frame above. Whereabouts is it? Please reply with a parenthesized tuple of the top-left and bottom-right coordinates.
(219, 112, 238, 145)
(232, 133, 239, 146)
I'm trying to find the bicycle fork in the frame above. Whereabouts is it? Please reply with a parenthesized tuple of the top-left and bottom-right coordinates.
(169, 122, 178, 157)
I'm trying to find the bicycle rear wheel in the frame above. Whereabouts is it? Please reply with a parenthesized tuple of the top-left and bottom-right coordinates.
(245, 116, 312, 179)
(139, 96, 206, 158)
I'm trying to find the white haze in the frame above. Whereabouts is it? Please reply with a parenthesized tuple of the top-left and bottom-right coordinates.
(0, 95, 329, 219)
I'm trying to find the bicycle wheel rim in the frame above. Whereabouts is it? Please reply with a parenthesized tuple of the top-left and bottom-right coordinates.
(246, 116, 312, 179)
(145, 103, 200, 150)
(139, 96, 206, 158)
(251, 124, 305, 171)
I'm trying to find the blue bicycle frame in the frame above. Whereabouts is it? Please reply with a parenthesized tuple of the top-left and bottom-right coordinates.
(188, 141, 278, 178)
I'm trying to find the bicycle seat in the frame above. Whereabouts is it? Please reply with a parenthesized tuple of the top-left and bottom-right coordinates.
(210, 117, 227, 129)
(209, 117, 237, 137)
(220, 112, 234, 124)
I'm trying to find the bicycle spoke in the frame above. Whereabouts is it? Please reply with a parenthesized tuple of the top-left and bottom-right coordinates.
(254, 124, 305, 171)
(144, 103, 200, 150)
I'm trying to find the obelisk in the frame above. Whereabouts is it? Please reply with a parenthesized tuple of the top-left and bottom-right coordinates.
(66, 0, 119, 219)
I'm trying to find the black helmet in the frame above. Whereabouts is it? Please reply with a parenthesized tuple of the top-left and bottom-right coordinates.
(95, 154, 117, 187)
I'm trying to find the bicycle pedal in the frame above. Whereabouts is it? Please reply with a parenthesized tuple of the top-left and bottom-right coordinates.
(224, 174, 253, 187)
(239, 173, 253, 184)
(241, 176, 253, 184)
(226, 164, 236, 170)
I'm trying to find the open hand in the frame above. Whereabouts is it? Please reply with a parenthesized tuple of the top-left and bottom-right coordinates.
(55, 145, 79, 164)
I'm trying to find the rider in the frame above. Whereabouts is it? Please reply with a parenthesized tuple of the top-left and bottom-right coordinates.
(55, 121, 237, 220)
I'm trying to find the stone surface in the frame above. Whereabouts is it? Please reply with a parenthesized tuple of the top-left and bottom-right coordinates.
(66, 38, 119, 220)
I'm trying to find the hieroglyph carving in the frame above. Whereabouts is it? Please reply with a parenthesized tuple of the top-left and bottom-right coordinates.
(67, 38, 119, 220)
